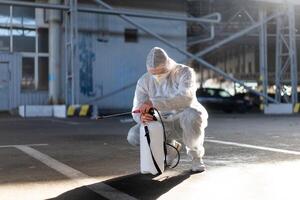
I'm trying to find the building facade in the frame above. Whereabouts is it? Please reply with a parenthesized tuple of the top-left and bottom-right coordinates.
(0, 0, 187, 111)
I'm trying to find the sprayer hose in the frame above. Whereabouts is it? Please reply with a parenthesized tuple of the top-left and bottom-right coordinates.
(153, 108, 180, 169)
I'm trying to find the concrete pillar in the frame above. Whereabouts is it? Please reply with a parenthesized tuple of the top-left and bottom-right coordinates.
(237, 46, 241, 75)
(224, 51, 227, 73)
(250, 47, 254, 75)
(48, 0, 61, 104)
(242, 45, 246, 74)
(245, 47, 249, 74)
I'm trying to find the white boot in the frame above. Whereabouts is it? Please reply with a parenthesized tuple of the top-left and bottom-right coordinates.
(166, 141, 182, 166)
(191, 158, 205, 172)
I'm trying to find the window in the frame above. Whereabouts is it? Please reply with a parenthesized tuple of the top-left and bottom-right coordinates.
(21, 57, 35, 90)
(0, 5, 49, 91)
(207, 89, 216, 96)
(0, 28, 10, 51)
(13, 28, 36, 52)
(12, 5, 36, 51)
(196, 89, 210, 97)
(218, 90, 231, 98)
(0, 5, 48, 53)
(38, 57, 48, 90)
(124, 28, 138, 43)
(0, 5, 10, 52)
(0, 5, 10, 25)
(38, 28, 48, 53)
(12, 6, 35, 26)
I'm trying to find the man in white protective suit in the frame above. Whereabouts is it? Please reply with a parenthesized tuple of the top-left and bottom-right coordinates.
(127, 47, 208, 172)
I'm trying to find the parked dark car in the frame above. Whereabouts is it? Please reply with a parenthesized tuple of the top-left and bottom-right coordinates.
(234, 92, 260, 109)
(196, 88, 253, 113)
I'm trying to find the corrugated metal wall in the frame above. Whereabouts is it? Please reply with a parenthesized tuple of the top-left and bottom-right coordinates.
(74, 8, 187, 110)
(20, 92, 48, 105)
(0, 53, 21, 110)
(0, 53, 49, 111)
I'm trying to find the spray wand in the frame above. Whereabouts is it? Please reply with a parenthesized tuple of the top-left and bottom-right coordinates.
(95, 108, 154, 120)
(96, 111, 133, 119)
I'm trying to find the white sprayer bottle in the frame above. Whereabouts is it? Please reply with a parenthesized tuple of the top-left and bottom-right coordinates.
(140, 120, 165, 175)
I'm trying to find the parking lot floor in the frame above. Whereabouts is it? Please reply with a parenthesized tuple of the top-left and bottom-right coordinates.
(0, 113, 300, 200)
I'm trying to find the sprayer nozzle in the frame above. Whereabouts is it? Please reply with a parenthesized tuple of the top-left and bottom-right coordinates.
(132, 108, 155, 114)
(132, 110, 141, 114)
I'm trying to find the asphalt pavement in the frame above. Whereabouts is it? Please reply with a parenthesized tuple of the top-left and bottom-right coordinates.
(0, 113, 300, 200)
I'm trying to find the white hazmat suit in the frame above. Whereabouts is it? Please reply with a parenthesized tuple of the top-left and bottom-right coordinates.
(128, 47, 208, 170)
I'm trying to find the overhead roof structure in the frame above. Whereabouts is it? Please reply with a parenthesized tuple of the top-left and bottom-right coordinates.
(252, 0, 300, 5)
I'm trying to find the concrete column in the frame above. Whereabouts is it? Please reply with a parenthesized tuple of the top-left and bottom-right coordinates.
(224, 51, 227, 73)
(242, 45, 246, 74)
(245, 47, 249, 74)
(48, 0, 61, 104)
(251, 46, 255, 75)
(237, 48, 240, 75)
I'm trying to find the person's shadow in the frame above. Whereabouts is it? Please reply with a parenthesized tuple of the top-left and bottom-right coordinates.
(48, 170, 192, 200)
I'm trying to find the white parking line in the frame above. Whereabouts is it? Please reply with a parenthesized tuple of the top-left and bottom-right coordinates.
(15, 145, 137, 200)
(206, 139, 300, 155)
(47, 119, 82, 125)
(0, 118, 83, 125)
(0, 144, 48, 148)
(0, 119, 23, 122)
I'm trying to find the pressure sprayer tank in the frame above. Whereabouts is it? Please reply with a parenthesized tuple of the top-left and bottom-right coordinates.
(140, 121, 165, 175)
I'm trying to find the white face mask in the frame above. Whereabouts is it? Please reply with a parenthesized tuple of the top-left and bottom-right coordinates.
(153, 72, 170, 83)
